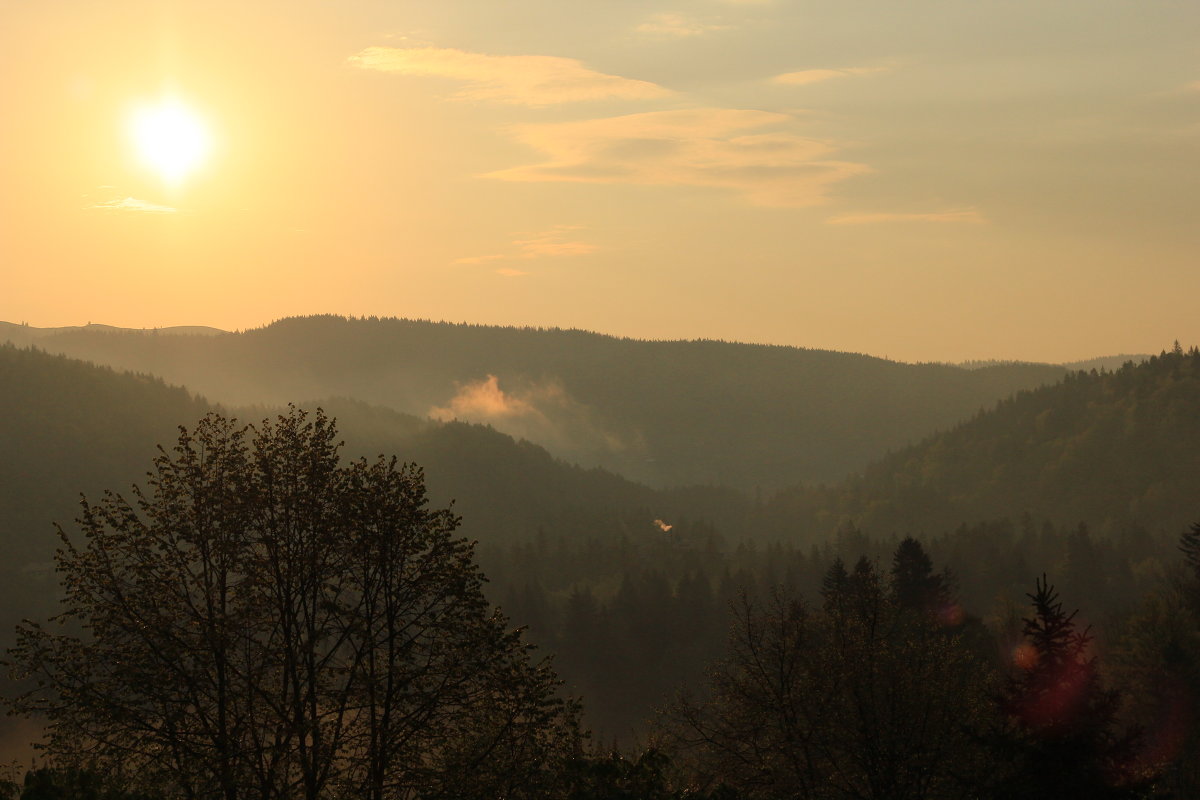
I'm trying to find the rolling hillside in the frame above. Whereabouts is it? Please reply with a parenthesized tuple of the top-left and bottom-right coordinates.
(1, 316, 1071, 490)
(0, 346, 730, 640)
(761, 346, 1200, 539)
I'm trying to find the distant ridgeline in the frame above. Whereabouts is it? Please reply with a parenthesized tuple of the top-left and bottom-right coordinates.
(0, 344, 736, 636)
(759, 345, 1200, 539)
(1, 315, 1082, 491)
(4, 338, 1200, 747)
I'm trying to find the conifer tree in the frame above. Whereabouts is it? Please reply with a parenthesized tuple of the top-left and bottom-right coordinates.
(890, 537, 950, 614)
(992, 576, 1150, 799)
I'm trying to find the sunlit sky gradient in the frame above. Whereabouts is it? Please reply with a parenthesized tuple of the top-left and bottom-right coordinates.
(2, 0, 1197, 362)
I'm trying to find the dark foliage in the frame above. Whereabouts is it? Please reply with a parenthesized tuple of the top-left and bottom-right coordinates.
(666, 548, 994, 800)
(6, 408, 577, 800)
(14, 767, 158, 800)
(0, 315, 1067, 490)
(990, 577, 1152, 799)
(760, 347, 1200, 538)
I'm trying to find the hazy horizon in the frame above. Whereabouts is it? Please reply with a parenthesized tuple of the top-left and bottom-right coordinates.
(0, 315, 1161, 367)
(3, 1, 1198, 364)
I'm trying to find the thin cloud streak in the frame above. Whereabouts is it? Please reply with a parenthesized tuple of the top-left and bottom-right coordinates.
(635, 13, 729, 38)
(825, 208, 986, 225)
(91, 196, 177, 214)
(773, 66, 890, 85)
(455, 225, 598, 266)
(513, 226, 598, 258)
(349, 46, 670, 106)
(454, 254, 507, 265)
(486, 108, 869, 207)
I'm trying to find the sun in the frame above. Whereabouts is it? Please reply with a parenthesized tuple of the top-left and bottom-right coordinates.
(129, 98, 211, 185)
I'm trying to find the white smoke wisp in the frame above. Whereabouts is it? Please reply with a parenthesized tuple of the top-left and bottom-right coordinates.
(429, 374, 641, 459)
(429, 374, 540, 422)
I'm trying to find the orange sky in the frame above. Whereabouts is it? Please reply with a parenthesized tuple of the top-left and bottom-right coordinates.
(2, 0, 1198, 362)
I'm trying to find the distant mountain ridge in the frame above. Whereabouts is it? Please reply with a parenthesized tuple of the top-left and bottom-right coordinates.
(0, 315, 1120, 489)
(760, 346, 1200, 538)
(2, 319, 1139, 370)
(0, 344, 723, 633)
(0, 321, 225, 348)
(953, 355, 1151, 373)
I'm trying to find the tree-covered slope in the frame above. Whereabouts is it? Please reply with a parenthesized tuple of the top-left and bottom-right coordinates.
(1, 347, 708, 566)
(0, 346, 211, 565)
(762, 348, 1200, 538)
(319, 397, 748, 544)
(1, 315, 1069, 490)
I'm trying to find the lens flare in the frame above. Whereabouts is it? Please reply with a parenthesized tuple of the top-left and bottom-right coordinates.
(1012, 642, 1039, 670)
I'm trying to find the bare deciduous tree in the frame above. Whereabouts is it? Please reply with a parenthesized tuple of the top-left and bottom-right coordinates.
(7, 408, 577, 800)
(666, 555, 993, 800)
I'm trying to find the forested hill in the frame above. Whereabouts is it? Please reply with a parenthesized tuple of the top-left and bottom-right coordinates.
(0, 321, 224, 344)
(0, 315, 1070, 490)
(760, 347, 1200, 538)
(0, 346, 735, 638)
(0, 346, 211, 566)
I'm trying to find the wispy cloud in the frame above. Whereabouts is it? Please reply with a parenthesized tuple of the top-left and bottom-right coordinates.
(455, 225, 598, 266)
(825, 208, 986, 225)
(636, 13, 728, 38)
(773, 66, 890, 86)
(513, 226, 598, 257)
(495, 268, 530, 277)
(349, 46, 670, 106)
(91, 196, 177, 214)
(486, 108, 868, 207)
(453, 254, 507, 265)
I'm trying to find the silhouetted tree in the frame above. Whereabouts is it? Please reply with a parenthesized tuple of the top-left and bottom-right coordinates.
(563, 749, 686, 800)
(1110, 523, 1200, 796)
(820, 557, 849, 611)
(891, 537, 950, 614)
(668, 566, 993, 799)
(14, 767, 157, 800)
(1178, 521, 1200, 579)
(991, 576, 1151, 799)
(7, 409, 577, 800)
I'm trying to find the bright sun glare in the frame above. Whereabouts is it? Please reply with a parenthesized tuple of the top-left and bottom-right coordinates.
(129, 99, 211, 185)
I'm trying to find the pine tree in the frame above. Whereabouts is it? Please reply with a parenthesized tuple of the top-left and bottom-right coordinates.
(890, 537, 950, 614)
(820, 557, 849, 612)
(992, 576, 1150, 799)
(1178, 521, 1200, 579)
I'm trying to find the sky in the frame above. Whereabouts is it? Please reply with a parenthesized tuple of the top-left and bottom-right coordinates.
(1, 0, 1197, 363)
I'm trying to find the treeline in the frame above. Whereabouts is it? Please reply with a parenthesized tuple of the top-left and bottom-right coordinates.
(4, 403, 1200, 798)
(480, 515, 1177, 739)
(0, 345, 210, 567)
(494, 528, 1200, 797)
(9, 529, 1199, 799)
(760, 346, 1200, 538)
(0, 346, 675, 638)
(654, 539, 1178, 799)
(0, 314, 1068, 489)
